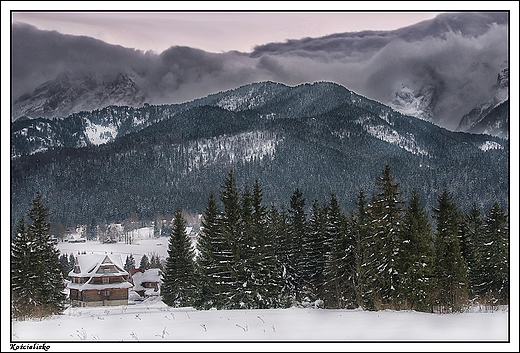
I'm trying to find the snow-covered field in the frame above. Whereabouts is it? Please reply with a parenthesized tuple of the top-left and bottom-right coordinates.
(6, 239, 517, 352)
(11, 297, 509, 341)
(57, 236, 169, 266)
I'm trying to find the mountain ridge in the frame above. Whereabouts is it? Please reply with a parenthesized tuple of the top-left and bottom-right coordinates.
(10, 81, 508, 228)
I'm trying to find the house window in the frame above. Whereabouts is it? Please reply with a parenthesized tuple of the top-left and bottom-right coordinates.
(102, 277, 109, 284)
(104, 290, 110, 297)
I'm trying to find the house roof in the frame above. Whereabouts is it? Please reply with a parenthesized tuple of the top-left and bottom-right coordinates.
(67, 253, 133, 291)
(131, 268, 162, 294)
(132, 268, 162, 284)
(68, 253, 128, 277)
(68, 281, 133, 290)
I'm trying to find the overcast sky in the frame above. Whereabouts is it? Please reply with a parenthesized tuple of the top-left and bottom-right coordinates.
(10, 11, 441, 53)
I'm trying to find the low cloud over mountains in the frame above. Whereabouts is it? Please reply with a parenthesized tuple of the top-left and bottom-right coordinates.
(12, 12, 508, 130)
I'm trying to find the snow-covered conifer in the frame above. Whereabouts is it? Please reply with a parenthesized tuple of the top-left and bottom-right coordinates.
(432, 189, 469, 312)
(162, 209, 196, 307)
(11, 193, 66, 319)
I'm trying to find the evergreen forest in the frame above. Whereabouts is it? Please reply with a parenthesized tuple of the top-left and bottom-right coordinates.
(162, 167, 509, 313)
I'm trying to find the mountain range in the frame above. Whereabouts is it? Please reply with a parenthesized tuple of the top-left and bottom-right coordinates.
(10, 81, 509, 227)
(11, 12, 509, 135)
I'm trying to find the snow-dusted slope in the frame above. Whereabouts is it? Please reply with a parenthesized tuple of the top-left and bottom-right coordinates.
(12, 72, 147, 121)
(456, 68, 509, 138)
(389, 84, 437, 123)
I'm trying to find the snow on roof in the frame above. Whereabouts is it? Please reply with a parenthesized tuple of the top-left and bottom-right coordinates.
(69, 253, 128, 277)
(132, 268, 162, 284)
(68, 281, 133, 291)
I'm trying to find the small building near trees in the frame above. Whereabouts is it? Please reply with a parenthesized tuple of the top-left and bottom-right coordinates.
(130, 268, 162, 297)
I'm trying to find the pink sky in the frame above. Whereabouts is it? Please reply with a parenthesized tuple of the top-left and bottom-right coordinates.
(11, 11, 442, 53)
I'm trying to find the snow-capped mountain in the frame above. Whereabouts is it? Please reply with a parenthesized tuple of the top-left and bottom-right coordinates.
(456, 68, 509, 138)
(389, 84, 438, 122)
(11, 81, 508, 228)
(12, 72, 147, 121)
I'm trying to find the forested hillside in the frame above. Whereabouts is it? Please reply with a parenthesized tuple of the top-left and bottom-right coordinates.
(11, 82, 508, 229)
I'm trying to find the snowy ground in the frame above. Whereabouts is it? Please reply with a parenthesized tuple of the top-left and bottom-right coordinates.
(11, 296, 509, 342)
(5, 239, 517, 352)
(57, 236, 169, 265)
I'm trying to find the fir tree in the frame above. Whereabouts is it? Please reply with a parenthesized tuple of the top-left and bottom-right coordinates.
(366, 165, 405, 309)
(304, 199, 328, 301)
(139, 253, 150, 270)
(68, 253, 75, 271)
(219, 169, 245, 308)
(195, 193, 231, 309)
(124, 253, 136, 272)
(323, 194, 354, 308)
(11, 193, 66, 319)
(287, 188, 307, 303)
(352, 189, 372, 309)
(59, 253, 72, 278)
(475, 202, 509, 303)
(461, 202, 483, 299)
(399, 189, 435, 312)
(267, 204, 290, 306)
(162, 209, 196, 307)
(249, 179, 279, 308)
(432, 189, 469, 312)
(150, 252, 163, 270)
(237, 183, 255, 307)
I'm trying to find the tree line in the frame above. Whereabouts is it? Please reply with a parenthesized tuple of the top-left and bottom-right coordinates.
(11, 165, 508, 319)
(162, 166, 509, 313)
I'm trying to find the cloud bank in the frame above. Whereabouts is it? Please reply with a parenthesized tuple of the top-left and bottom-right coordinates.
(11, 12, 508, 130)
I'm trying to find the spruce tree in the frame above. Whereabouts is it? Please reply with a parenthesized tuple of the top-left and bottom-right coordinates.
(287, 188, 307, 303)
(249, 180, 279, 308)
(11, 193, 66, 319)
(461, 202, 483, 299)
(399, 189, 435, 312)
(432, 189, 469, 312)
(323, 194, 354, 308)
(305, 199, 328, 301)
(162, 209, 196, 307)
(124, 253, 136, 272)
(150, 252, 163, 270)
(68, 253, 75, 271)
(219, 169, 245, 308)
(195, 193, 231, 309)
(475, 202, 509, 304)
(139, 253, 150, 270)
(238, 183, 255, 307)
(267, 204, 290, 306)
(12, 218, 33, 319)
(59, 253, 71, 278)
(352, 189, 372, 309)
(366, 165, 405, 309)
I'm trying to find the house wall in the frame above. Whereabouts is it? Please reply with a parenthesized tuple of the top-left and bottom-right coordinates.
(71, 299, 129, 307)
(70, 288, 129, 307)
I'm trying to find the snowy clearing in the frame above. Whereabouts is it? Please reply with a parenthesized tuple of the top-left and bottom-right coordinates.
(11, 296, 509, 342)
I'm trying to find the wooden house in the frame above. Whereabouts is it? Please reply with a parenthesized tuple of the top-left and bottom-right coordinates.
(130, 268, 162, 297)
(68, 253, 133, 307)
